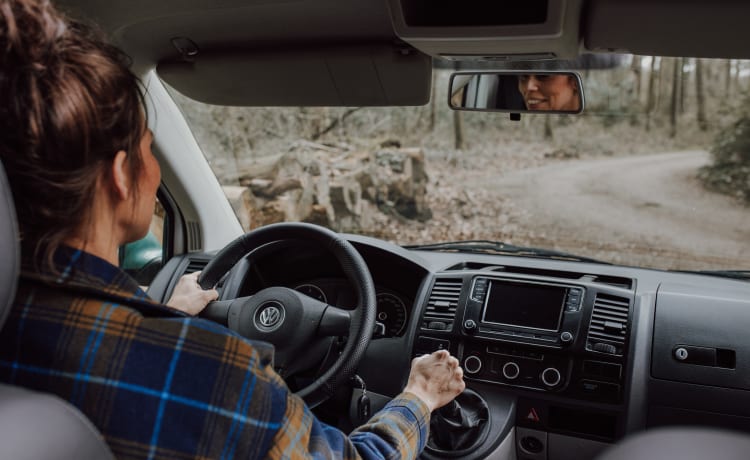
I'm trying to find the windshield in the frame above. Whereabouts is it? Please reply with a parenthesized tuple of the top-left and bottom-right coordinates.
(165, 55, 750, 271)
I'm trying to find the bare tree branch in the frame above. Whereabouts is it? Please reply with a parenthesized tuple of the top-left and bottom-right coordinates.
(311, 107, 363, 140)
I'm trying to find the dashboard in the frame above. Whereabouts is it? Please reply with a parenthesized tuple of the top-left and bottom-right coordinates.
(150, 234, 750, 460)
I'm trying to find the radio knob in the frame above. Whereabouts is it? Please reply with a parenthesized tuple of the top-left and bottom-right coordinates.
(464, 356, 482, 375)
(502, 361, 521, 380)
(463, 319, 477, 332)
(560, 331, 574, 344)
(541, 367, 562, 388)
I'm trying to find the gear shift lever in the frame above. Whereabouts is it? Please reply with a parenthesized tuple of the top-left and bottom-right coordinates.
(428, 389, 489, 452)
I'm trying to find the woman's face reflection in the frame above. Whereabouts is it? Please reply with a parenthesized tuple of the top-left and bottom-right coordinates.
(517, 74, 580, 111)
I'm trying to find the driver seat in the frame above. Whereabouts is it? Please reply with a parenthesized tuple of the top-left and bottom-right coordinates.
(0, 160, 114, 459)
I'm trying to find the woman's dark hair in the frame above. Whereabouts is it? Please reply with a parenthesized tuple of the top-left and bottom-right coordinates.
(0, 0, 146, 270)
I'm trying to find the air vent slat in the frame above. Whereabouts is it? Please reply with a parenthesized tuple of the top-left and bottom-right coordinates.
(429, 294, 461, 300)
(424, 312, 457, 319)
(430, 290, 462, 296)
(595, 302, 630, 310)
(429, 295, 461, 300)
(592, 303, 629, 311)
(588, 334, 625, 343)
(423, 278, 463, 331)
(592, 310, 629, 319)
(589, 327, 627, 337)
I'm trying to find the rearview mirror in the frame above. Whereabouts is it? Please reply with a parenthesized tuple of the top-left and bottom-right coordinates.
(449, 71, 584, 114)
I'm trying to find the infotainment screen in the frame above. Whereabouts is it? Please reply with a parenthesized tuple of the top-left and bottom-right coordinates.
(481, 280, 566, 331)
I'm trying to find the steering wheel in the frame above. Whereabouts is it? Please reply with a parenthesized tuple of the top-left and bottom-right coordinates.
(197, 222, 376, 407)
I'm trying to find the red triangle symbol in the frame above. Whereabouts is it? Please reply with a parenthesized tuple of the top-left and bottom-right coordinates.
(526, 408, 540, 422)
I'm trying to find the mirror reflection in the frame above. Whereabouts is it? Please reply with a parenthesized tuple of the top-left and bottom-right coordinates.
(449, 72, 584, 113)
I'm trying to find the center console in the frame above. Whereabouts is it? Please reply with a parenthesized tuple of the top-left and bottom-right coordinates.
(414, 269, 635, 458)
(460, 277, 585, 393)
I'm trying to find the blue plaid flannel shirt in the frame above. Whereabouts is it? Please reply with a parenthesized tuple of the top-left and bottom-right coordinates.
(0, 248, 430, 459)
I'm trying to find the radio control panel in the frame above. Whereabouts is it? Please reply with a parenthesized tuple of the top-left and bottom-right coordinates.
(462, 342, 570, 392)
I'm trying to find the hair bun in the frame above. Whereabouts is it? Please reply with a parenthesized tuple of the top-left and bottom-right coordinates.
(0, 0, 67, 67)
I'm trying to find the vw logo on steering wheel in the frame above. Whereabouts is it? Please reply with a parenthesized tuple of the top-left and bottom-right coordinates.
(255, 301, 285, 331)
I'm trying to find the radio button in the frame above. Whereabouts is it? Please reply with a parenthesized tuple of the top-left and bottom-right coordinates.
(464, 356, 483, 375)
(525, 351, 544, 360)
(541, 367, 562, 388)
(463, 319, 477, 332)
(502, 362, 521, 380)
(415, 337, 451, 354)
(471, 279, 489, 301)
(560, 331, 574, 344)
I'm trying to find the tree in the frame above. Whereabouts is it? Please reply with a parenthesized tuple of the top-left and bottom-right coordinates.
(544, 116, 553, 140)
(429, 71, 437, 131)
(655, 56, 666, 111)
(453, 110, 464, 150)
(680, 58, 690, 114)
(699, 113, 750, 202)
(646, 57, 659, 131)
(695, 59, 708, 131)
(670, 58, 680, 137)
(734, 60, 742, 93)
(725, 59, 733, 99)
(630, 55, 642, 104)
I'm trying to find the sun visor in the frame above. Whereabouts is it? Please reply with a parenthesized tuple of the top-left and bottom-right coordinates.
(585, 0, 750, 59)
(386, 0, 583, 61)
(158, 45, 432, 106)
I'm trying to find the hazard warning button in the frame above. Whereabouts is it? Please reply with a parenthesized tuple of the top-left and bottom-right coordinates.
(517, 400, 547, 428)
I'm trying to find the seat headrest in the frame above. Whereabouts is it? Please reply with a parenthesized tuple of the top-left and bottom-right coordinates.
(0, 161, 19, 330)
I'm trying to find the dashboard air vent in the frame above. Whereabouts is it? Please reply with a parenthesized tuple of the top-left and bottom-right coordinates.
(185, 258, 208, 274)
(423, 278, 463, 331)
(586, 293, 631, 356)
(186, 221, 203, 252)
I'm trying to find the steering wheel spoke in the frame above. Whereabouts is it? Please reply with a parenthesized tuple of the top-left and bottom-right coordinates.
(318, 305, 352, 337)
(201, 299, 241, 326)
(276, 338, 333, 379)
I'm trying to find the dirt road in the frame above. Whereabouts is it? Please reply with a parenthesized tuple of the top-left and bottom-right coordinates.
(489, 151, 750, 270)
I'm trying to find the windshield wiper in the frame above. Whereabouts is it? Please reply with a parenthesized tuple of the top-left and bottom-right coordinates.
(672, 269, 750, 281)
(404, 240, 607, 264)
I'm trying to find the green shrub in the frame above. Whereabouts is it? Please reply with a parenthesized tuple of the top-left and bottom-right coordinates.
(699, 116, 750, 203)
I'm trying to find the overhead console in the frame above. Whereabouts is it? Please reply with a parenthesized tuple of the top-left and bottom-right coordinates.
(386, 0, 583, 60)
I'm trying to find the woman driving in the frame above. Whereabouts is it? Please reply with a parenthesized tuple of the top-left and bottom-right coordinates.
(0, 0, 465, 458)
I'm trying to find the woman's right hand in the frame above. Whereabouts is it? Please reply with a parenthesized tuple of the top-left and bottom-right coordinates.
(404, 350, 465, 412)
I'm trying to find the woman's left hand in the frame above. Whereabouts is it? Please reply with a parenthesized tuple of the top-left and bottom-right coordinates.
(165, 271, 218, 315)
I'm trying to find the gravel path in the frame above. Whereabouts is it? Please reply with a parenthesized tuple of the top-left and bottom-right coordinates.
(487, 151, 750, 270)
